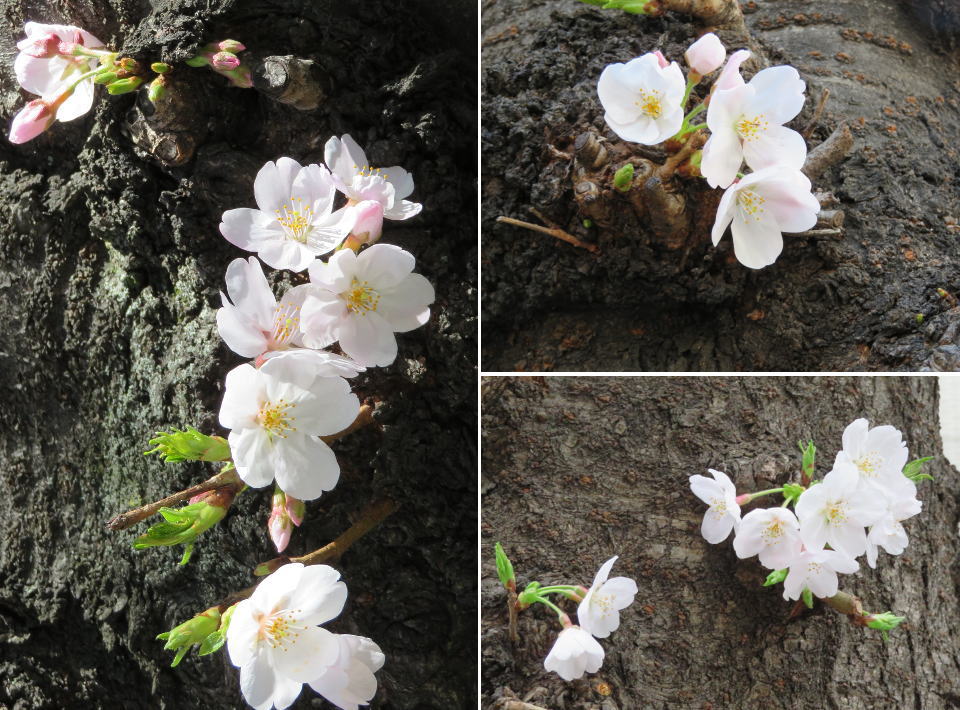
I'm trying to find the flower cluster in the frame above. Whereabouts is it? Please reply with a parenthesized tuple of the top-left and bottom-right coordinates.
(597, 33, 821, 269)
(496, 545, 638, 682)
(690, 418, 932, 633)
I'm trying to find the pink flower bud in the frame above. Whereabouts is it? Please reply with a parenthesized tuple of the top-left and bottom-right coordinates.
(685, 32, 725, 76)
(715, 48, 751, 91)
(9, 100, 54, 144)
(17, 31, 59, 58)
(268, 511, 292, 554)
(218, 39, 246, 53)
(285, 496, 305, 526)
(347, 200, 385, 247)
(212, 51, 240, 70)
(652, 50, 669, 69)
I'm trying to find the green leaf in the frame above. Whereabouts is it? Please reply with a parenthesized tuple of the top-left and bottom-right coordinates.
(613, 163, 635, 192)
(601, 0, 656, 13)
(763, 569, 788, 587)
(798, 440, 816, 481)
(145, 428, 231, 463)
(494, 542, 516, 589)
(106, 76, 144, 95)
(802, 588, 814, 609)
(903, 456, 934, 483)
(198, 630, 226, 656)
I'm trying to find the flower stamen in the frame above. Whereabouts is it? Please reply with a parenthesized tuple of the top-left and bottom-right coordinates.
(342, 278, 380, 316)
(274, 197, 314, 243)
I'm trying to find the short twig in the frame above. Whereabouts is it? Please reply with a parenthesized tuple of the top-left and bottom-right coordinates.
(493, 701, 550, 710)
(802, 122, 854, 180)
(802, 89, 830, 140)
(793, 228, 843, 238)
(105, 469, 241, 531)
(658, 130, 706, 180)
(496, 215, 599, 254)
(508, 586, 519, 643)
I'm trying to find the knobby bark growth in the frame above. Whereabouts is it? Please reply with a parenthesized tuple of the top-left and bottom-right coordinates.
(0, 1, 476, 707)
(481, 376, 960, 709)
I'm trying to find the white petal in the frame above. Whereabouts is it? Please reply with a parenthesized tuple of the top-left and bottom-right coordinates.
(271, 675, 304, 710)
(219, 363, 263, 429)
(291, 377, 359, 436)
(274, 434, 340, 501)
(689, 474, 722, 505)
(746, 66, 806, 124)
(372, 273, 434, 333)
(701, 128, 743, 190)
(55, 78, 95, 122)
(729, 207, 783, 269)
(382, 165, 415, 200)
(240, 652, 276, 709)
(701, 510, 734, 544)
(226, 600, 262, 667)
(258, 239, 317, 273)
(231, 429, 278, 489)
(715, 49, 751, 90)
(220, 208, 284, 251)
(325, 134, 368, 186)
(742, 125, 807, 173)
(354, 244, 416, 289)
(218, 304, 270, 359)
(255, 157, 304, 212)
(272, 625, 340, 682)
(338, 312, 399, 367)
(289, 566, 348, 625)
(383, 198, 423, 221)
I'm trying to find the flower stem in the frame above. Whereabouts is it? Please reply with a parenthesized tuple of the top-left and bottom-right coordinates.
(534, 596, 573, 627)
(746, 487, 785, 502)
(680, 76, 696, 111)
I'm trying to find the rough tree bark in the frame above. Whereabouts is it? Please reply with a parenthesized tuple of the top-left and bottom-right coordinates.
(481, 0, 960, 371)
(481, 376, 960, 709)
(0, 1, 476, 708)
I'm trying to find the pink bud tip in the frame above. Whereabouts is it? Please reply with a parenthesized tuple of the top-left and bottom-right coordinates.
(17, 32, 59, 58)
(268, 514, 292, 553)
(348, 200, 385, 246)
(212, 51, 240, 70)
(685, 32, 726, 76)
(715, 48, 751, 91)
(735, 494, 751, 505)
(285, 496, 305, 526)
(9, 100, 54, 144)
(652, 50, 669, 69)
(218, 40, 246, 53)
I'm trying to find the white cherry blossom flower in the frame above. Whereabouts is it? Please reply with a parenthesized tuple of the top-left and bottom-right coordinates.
(829, 418, 910, 497)
(324, 134, 421, 220)
(733, 507, 803, 570)
(795, 469, 885, 558)
(577, 556, 637, 639)
(701, 61, 807, 189)
(689, 469, 741, 543)
(597, 52, 686, 145)
(226, 563, 347, 710)
(218, 356, 359, 501)
(685, 33, 725, 76)
(782, 548, 859, 601)
(220, 158, 355, 272)
(543, 626, 604, 681)
(14, 22, 105, 122)
(300, 244, 434, 368)
(308, 634, 385, 710)
(711, 167, 820, 269)
(865, 478, 922, 569)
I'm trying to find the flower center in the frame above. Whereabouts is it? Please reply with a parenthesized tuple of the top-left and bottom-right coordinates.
(257, 398, 296, 439)
(353, 164, 389, 180)
(736, 188, 766, 221)
(342, 278, 380, 315)
(709, 496, 727, 516)
(761, 519, 784, 542)
(855, 452, 882, 478)
(275, 197, 314, 243)
(592, 592, 613, 615)
(806, 561, 823, 575)
(635, 88, 663, 119)
(736, 114, 768, 141)
(269, 302, 301, 348)
(259, 609, 305, 650)
(825, 500, 848, 525)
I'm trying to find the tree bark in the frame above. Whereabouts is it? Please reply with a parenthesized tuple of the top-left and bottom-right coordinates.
(481, 0, 960, 372)
(481, 376, 959, 709)
(0, 1, 476, 708)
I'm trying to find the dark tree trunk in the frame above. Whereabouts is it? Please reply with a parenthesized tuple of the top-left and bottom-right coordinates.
(0, 1, 476, 708)
(481, 376, 959, 709)
(481, 0, 960, 372)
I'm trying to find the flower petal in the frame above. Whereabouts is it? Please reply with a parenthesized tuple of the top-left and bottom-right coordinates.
(271, 625, 340, 682)
(274, 434, 340, 501)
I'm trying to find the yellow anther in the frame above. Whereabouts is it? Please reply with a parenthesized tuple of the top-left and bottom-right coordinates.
(736, 114, 769, 141)
(634, 88, 664, 119)
(342, 278, 380, 316)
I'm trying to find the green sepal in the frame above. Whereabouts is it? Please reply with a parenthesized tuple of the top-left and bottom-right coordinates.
(145, 427, 231, 463)
(185, 56, 209, 67)
(763, 569, 788, 587)
(782, 483, 805, 506)
(198, 604, 235, 656)
(903, 457, 934, 483)
(94, 72, 119, 85)
(801, 588, 814, 609)
(151, 62, 172, 74)
(613, 163, 634, 192)
(147, 77, 167, 103)
(517, 581, 542, 607)
(132, 501, 228, 561)
(157, 607, 221, 667)
(106, 76, 144, 95)
(866, 611, 905, 641)
(601, 0, 656, 13)
(798, 440, 816, 481)
(495, 542, 516, 590)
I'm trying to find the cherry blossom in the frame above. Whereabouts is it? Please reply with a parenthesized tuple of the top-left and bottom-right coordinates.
(829, 418, 909, 497)
(226, 563, 347, 709)
(701, 58, 807, 189)
(577, 556, 638, 639)
(543, 626, 604, 681)
(689, 469, 741, 543)
(300, 244, 434, 368)
(685, 33, 725, 76)
(865, 478, 922, 569)
(218, 356, 359, 500)
(711, 167, 820, 269)
(308, 634, 385, 710)
(782, 548, 859, 601)
(324, 134, 421, 221)
(220, 158, 355, 272)
(597, 52, 687, 145)
(733, 507, 803, 570)
(795, 468, 885, 558)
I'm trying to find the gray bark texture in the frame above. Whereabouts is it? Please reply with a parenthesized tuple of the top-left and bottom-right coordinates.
(0, 1, 476, 708)
(481, 376, 960, 709)
(481, 0, 960, 371)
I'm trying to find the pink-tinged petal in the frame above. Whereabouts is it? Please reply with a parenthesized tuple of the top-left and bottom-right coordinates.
(354, 244, 415, 289)
(54, 77, 95, 122)
(685, 32, 725, 75)
(217, 303, 269, 358)
(271, 625, 340, 682)
(715, 48, 750, 90)
(274, 434, 340, 501)
(729, 207, 783, 269)
(231, 429, 278, 489)
(239, 652, 276, 708)
(742, 125, 807, 173)
(219, 364, 263, 429)
(291, 378, 359, 436)
(258, 239, 316, 272)
(383, 198, 422, 221)
(305, 206, 354, 254)
(377, 273, 434, 333)
(220, 208, 284, 250)
(346, 200, 385, 246)
(701, 129, 743, 191)
(746, 66, 806, 124)
(254, 157, 304, 212)
(325, 134, 368, 186)
(749, 170, 819, 233)
(14, 53, 60, 96)
(225, 257, 277, 327)
(292, 163, 337, 214)
(8, 100, 54, 144)
(308, 248, 356, 291)
(338, 312, 399, 367)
